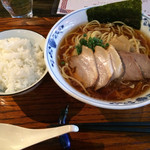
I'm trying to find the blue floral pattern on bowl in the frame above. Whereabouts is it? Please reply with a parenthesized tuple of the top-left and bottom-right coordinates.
(47, 25, 64, 67)
(142, 14, 150, 31)
(109, 94, 150, 106)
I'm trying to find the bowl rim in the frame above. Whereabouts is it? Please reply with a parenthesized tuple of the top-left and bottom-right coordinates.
(0, 29, 47, 96)
(45, 7, 150, 110)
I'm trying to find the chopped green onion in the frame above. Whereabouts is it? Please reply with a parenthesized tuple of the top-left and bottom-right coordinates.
(61, 61, 65, 65)
(76, 35, 109, 55)
(83, 33, 87, 37)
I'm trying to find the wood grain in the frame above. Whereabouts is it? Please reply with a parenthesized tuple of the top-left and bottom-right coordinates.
(0, 18, 150, 150)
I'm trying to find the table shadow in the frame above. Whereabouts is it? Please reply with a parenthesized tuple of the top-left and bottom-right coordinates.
(13, 74, 85, 126)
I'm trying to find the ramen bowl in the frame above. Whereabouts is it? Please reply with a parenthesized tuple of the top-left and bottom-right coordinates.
(0, 29, 47, 96)
(45, 6, 150, 109)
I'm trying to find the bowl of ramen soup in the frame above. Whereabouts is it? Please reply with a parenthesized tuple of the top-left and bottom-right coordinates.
(45, 1, 150, 109)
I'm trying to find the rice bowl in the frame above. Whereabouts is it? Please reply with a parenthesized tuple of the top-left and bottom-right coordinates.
(0, 29, 47, 96)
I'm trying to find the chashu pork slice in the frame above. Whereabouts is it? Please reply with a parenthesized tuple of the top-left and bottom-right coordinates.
(110, 35, 131, 52)
(107, 45, 124, 79)
(69, 46, 98, 88)
(118, 51, 143, 81)
(94, 46, 114, 90)
(130, 53, 150, 79)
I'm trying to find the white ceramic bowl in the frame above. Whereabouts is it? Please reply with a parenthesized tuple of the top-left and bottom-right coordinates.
(0, 29, 47, 96)
(45, 7, 150, 110)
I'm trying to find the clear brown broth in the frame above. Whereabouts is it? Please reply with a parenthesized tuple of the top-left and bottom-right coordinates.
(58, 24, 150, 101)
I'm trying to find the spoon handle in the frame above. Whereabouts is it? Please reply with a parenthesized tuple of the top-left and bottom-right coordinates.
(21, 125, 78, 149)
(0, 124, 78, 150)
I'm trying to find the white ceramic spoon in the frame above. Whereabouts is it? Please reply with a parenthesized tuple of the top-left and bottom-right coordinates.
(0, 123, 79, 150)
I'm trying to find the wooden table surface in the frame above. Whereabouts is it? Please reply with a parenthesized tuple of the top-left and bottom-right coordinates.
(1, 18, 150, 150)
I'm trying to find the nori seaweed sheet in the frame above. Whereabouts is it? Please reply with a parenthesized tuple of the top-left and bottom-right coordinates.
(86, 0, 142, 29)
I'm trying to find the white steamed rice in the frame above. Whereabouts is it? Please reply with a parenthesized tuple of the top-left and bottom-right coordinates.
(0, 37, 46, 93)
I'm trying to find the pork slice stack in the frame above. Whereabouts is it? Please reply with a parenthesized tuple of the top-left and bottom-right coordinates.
(69, 45, 150, 90)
